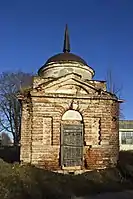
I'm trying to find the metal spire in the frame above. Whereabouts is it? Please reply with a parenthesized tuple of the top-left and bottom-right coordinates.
(63, 24, 70, 53)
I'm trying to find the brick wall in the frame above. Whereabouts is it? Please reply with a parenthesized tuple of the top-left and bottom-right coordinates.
(20, 93, 119, 171)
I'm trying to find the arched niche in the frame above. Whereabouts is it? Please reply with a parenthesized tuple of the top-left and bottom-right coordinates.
(62, 110, 82, 121)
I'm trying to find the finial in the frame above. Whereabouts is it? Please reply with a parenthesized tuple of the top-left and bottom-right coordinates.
(63, 24, 70, 53)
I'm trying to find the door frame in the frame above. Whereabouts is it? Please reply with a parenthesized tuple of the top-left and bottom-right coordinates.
(60, 122, 84, 169)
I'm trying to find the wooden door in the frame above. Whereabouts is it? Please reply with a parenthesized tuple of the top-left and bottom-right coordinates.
(61, 124, 83, 167)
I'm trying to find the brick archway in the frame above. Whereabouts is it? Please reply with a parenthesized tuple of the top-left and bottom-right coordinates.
(61, 110, 83, 168)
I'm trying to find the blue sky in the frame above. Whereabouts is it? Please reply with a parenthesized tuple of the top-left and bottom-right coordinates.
(0, 0, 133, 119)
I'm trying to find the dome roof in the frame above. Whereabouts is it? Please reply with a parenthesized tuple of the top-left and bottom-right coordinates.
(45, 52, 87, 65)
(38, 25, 91, 76)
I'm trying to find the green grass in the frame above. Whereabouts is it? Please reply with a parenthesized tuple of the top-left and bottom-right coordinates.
(0, 151, 133, 199)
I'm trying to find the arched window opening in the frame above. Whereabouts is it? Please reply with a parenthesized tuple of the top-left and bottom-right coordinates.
(62, 110, 82, 121)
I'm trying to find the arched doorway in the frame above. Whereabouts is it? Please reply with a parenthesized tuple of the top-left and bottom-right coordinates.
(61, 110, 83, 168)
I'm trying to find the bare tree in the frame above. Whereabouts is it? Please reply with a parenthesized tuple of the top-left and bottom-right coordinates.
(0, 71, 33, 145)
(106, 69, 124, 119)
